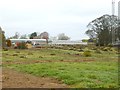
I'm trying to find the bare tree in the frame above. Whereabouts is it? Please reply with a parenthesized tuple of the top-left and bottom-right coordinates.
(58, 33, 70, 40)
(49, 36, 57, 41)
(39, 32, 49, 44)
(20, 34, 27, 39)
(10, 32, 20, 39)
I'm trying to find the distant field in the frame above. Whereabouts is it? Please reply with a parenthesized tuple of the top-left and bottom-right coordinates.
(2, 47, 118, 88)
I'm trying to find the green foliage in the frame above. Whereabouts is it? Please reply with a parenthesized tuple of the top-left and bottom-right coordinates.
(10, 62, 118, 88)
(17, 42, 27, 49)
(2, 48, 118, 88)
(86, 14, 118, 46)
(30, 32, 37, 39)
(83, 50, 91, 57)
(82, 39, 88, 42)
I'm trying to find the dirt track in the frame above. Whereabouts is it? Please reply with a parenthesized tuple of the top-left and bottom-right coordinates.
(2, 59, 95, 88)
(2, 68, 68, 88)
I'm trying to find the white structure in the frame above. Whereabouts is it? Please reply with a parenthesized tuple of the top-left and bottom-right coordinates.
(50, 40, 87, 45)
(10, 39, 47, 45)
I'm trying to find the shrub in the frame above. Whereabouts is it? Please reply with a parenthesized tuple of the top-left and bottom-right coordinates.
(28, 52, 33, 55)
(107, 44, 113, 47)
(95, 49, 102, 54)
(116, 51, 119, 54)
(16, 51, 20, 53)
(20, 56, 27, 58)
(103, 47, 114, 51)
(69, 48, 74, 50)
(102, 47, 110, 51)
(109, 48, 116, 52)
(83, 50, 91, 57)
(75, 53, 80, 56)
(13, 54, 18, 56)
(39, 56, 43, 58)
(3, 48, 8, 51)
(50, 53, 56, 55)
(92, 47, 97, 50)
(17, 42, 27, 49)
(78, 49, 84, 52)
(6, 39, 11, 47)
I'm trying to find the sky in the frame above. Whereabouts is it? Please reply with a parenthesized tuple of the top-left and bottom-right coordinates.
(0, 0, 120, 40)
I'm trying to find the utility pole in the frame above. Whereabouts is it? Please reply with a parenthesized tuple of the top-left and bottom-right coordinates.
(118, 1, 120, 43)
(112, 0, 115, 45)
(112, 0, 115, 15)
(118, 1, 120, 20)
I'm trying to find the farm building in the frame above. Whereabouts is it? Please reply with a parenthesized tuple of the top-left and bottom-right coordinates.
(10, 39, 88, 47)
(10, 39, 47, 45)
(50, 40, 87, 45)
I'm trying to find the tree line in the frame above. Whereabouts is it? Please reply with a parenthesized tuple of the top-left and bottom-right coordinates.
(9, 32, 70, 41)
(0, 29, 71, 48)
(1, 14, 120, 48)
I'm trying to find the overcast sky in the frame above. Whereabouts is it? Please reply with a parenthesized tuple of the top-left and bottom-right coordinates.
(0, 0, 119, 40)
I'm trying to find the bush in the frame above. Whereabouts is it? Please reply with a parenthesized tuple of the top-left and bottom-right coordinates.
(28, 52, 33, 55)
(20, 56, 27, 58)
(17, 42, 27, 49)
(100, 47, 108, 51)
(107, 44, 113, 47)
(78, 49, 84, 52)
(102, 47, 110, 51)
(39, 56, 43, 58)
(95, 49, 102, 54)
(16, 51, 20, 53)
(3, 48, 8, 51)
(69, 48, 74, 50)
(50, 53, 56, 55)
(13, 54, 18, 56)
(92, 47, 97, 50)
(6, 39, 11, 47)
(83, 50, 91, 57)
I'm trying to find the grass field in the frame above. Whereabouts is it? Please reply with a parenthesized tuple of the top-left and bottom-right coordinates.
(2, 47, 119, 88)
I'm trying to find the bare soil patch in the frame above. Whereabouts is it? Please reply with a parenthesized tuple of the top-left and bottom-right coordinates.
(2, 68, 68, 88)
